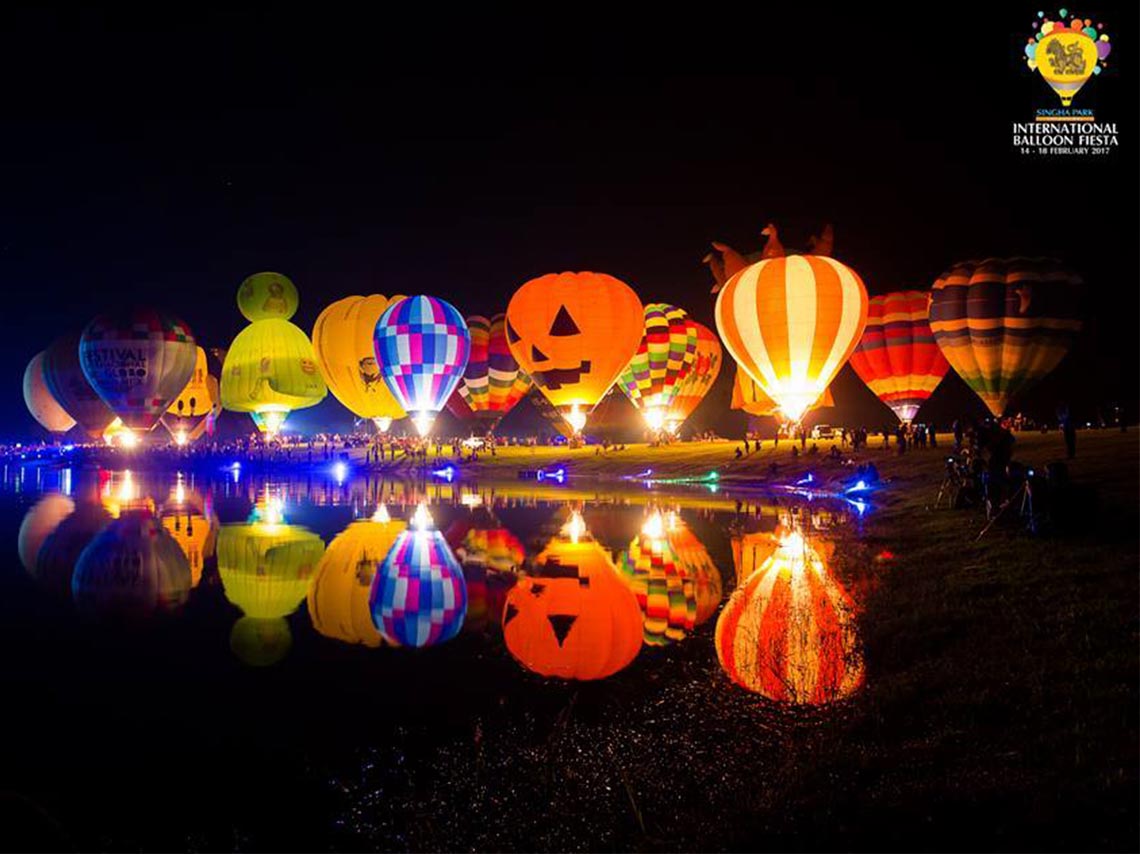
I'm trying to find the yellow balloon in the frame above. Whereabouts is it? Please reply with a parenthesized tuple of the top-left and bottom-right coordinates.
(312, 295, 408, 429)
(220, 318, 328, 435)
(237, 272, 299, 321)
(167, 347, 215, 417)
(1036, 31, 1098, 106)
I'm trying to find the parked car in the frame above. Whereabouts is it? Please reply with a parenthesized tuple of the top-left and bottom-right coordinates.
(811, 424, 837, 440)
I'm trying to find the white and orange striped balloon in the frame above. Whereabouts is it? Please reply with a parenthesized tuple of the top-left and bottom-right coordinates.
(715, 255, 868, 423)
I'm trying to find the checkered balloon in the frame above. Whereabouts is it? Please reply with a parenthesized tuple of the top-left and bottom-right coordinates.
(373, 295, 471, 416)
(369, 529, 467, 647)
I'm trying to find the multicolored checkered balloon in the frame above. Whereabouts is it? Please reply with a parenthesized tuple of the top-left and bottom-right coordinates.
(448, 314, 532, 425)
(373, 295, 470, 433)
(616, 303, 698, 429)
(369, 529, 467, 647)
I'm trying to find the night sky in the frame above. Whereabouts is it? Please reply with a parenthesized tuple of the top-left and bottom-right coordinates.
(2, 6, 1136, 439)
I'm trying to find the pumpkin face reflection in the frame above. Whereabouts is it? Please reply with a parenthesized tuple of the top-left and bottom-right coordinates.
(506, 272, 644, 413)
(716, 531, 863, 705)
(502, 538, 642, 680)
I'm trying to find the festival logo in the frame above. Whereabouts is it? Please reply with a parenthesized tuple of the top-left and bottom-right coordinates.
(1012, 9, 1117, 157)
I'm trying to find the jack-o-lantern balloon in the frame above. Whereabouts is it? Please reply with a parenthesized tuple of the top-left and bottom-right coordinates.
(502, 519, 642, 680)
(716, 530, 864, 705)
(506, 272, 643, 433)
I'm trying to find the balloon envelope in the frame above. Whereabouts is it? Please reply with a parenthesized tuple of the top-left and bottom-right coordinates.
(665, 322, 723, 430)
(220, 318, 328, 418)
(448, 314, 532, 425)
(43, 334, 117, 438)
(24, 351, 77, 434)
(79, 307, 198, 430)
(617, 303, 699, 428)
(928, 258, 1082, 417)
(369, 528, 467, 648)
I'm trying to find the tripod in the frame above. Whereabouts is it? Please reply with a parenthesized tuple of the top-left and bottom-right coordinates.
(931, 472, 959, 510)
(976, 478, 1036, 540)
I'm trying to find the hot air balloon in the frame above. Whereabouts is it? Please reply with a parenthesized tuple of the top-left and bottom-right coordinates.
(373, 295, 471, 437)
(665, 322, 722, 433)
(217, 496, 326, 666)
(506, 272, 644, 434)
(72, 512, 193, 619)
(928, 258, 1082, 418)
(221, 274, 328, 438)
(502, 512, 642, 680)
(24, 352, 76, 434)
(1032, 26, 1100, 106)
(616, 303, 699, 432)
(447, 314, 533, 429)
(312, 294, 409, 432)
(18, 493, 76, 577)
(308, 514, 407, 648)
(78, 308, 198, 432)
(368, 505, 467, 647)
(161, 347, 221, 445)
(716, 256, 868, 423)
(848, 291, 950, 423)
(42, 334, 117, 439)
(716, 529, 863, 705)
(731, 367, 834, 418)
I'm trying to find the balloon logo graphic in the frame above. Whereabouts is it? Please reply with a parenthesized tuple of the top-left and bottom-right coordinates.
(1035, 29, 1098, 105)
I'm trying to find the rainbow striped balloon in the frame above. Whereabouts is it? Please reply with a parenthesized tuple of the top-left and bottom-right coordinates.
(373, 295, 470, 431)
(715, 256, 868, 423)
(448, 314, 532, 425)
(369, 529, 467, 648)
(617, 303, 698, 428)
(848, 291, 949, 423)
(929, 258, 1082, 417)
(665, 321, 722, 431)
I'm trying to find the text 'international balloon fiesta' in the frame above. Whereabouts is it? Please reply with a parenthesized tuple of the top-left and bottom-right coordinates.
(716, 529, 864, 705)
(1023, 11, 1112, 106)
(616, 303, 698, 432)
(312, 294, 408, 432)
(716, 255, 868, 424)
(506, 272, 644, 434)
(848, 290, 949, 423)
(373, 295, 471, 437)
(446, 314, 533, 428)
(221, 272, 328, 438)
(78, 307, 198, 434)
(368, 505, 467, 647)
(665, 321, 722, 433)
(23, 351, 77, 434)
(928, 257, 1082, 417)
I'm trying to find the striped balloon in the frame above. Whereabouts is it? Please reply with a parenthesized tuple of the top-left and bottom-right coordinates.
(731, 366, 833, 417)
(617, 303, 699, 428)
(618, 530, 696, 647)
(715, 256, 868, 423)
(369, 529, 467, 648)
(665, 321, 722, 431)
(373, 295, 471, 433)
(849, 291, 950, 423)
(448, 314, 532, 425)
(929, 258, 1082, 417)
(716, 531, 864, 705)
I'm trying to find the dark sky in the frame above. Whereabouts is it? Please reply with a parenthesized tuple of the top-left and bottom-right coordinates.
(2, 5, 1136, 439)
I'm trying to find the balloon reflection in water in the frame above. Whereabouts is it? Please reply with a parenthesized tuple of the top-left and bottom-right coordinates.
(308, 513, 407, 648)
(454, 526, 524, 634)
(72, 512, 193, 619)
(159, 476, 216, 587)
(502, 512, 642, 680)
(18, 493, 75, 576)
(618, 512, 697, 646)
(217, 501, 326, 666)
(716, 530, 864, 705)
(368, 506, 467, 648)
(25, 489, 112, 597)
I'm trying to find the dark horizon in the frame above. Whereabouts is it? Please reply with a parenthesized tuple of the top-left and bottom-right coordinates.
(3, 6, 1136, 439)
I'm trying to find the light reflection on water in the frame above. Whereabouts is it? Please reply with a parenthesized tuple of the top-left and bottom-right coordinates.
(11, 465, 869, 706)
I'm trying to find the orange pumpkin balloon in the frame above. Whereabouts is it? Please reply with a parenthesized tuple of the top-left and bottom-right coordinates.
(502, 524, 642, 680)
(506, 272, 644, 432)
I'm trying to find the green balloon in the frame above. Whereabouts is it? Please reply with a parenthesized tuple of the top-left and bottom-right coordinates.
(237, 272, 299, 321)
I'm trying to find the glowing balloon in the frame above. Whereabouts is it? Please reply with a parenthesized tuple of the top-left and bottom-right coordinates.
(373, 295, 471, 436)
(237, 272, 300, 321)
(929, 258, 1082, 417)
(24, 351, 76, 434)
(618, 515, 696, 646)
(731, 367, 833, 417)
(42, 334, 117, 438)
(308, 518, 407, 647)
(848, 290, 950, 423)
(665, 322, 723, 432)
(447, 314, 533, 427)
(506, 272, 644, 433)
(716, 530, 864, 704)
(162, 347, 220, 443)
(715, 256, 868, 423)
(369, 522, 467, 648)
(1034, 29, 1098, 105)
(312, 295, 408, 431)
(616, 303, 699, 431)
